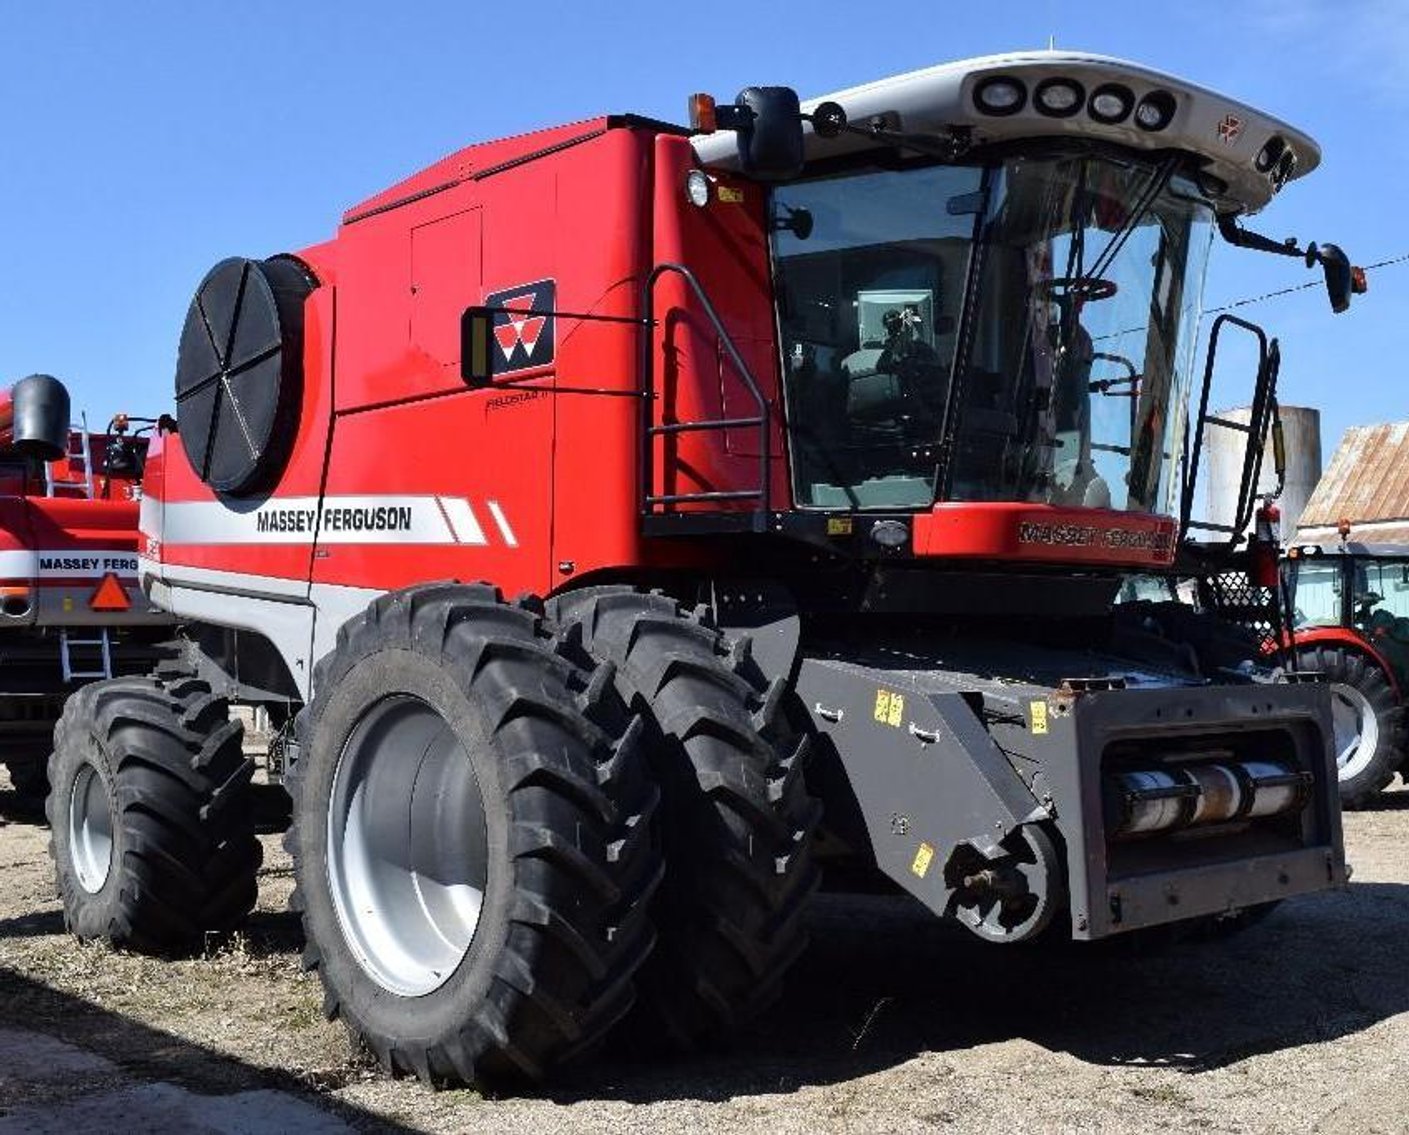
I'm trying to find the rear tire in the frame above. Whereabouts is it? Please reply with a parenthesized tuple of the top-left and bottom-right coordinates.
(286, 583, 660, 1088)
(548, 588, 821, 1048)
(1295, 644, 1405, 808)
(46, 673, 260, 952)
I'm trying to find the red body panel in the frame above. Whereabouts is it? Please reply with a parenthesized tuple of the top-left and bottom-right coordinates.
(145, 116, 1186, 607)
(0, 428, 150, 619)
(912, 503, 1177, 568)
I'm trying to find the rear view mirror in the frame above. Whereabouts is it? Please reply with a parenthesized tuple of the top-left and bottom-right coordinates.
(461, 307, 494, 384)
(1306, 242, 1358, 314)
(733, 87, 805, 181)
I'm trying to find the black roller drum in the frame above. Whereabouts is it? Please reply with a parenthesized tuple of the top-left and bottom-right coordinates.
(175, 256, 314, 496)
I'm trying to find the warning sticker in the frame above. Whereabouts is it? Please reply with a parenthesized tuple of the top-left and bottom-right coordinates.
(874, 689, 905, 727)
(911, 841, 935, 878)
(1030, 700, 1049, 735)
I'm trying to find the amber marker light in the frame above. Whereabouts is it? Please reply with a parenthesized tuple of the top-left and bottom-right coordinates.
(688, 93, 718, 134)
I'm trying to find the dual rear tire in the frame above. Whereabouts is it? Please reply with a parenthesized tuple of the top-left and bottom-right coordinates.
(46, 584, 822, 1087)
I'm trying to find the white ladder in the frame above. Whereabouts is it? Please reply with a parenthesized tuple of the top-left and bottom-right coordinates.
(45, 414, 94, 499)
(61, 628, 112, 682)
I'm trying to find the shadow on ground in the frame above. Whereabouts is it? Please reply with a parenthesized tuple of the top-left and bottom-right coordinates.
(0, 787, 46, 825)
(0, 963, 411, 1132)
(548, 880, 1409, 1103)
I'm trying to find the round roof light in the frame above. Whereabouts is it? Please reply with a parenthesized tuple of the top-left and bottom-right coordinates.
(1035, 78, 1084, 118)
(1134, 90, 1177, 131)
(1089, 83, 1134, 125)
(974, 76, 1026, 116)
(1255, 136, 1286, 174)
(685, 169, 711, 207)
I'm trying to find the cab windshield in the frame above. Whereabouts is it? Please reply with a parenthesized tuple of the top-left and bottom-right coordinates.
(771, 151, 1215, 514)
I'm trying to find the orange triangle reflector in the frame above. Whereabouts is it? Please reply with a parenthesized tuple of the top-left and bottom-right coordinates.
(90, 572, 130, 612)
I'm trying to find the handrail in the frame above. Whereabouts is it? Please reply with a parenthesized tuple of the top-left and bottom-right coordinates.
(1180, 313, 1272, 552)
(639, 262, 771, 526)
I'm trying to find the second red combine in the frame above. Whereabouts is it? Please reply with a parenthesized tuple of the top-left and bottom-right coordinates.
(0, 375, 168, 802)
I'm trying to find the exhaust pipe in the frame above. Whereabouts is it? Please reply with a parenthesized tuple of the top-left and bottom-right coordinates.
(0, 374, 71, 462)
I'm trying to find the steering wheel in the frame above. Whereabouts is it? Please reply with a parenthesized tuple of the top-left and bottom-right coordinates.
(1033, 276, 1119, 302)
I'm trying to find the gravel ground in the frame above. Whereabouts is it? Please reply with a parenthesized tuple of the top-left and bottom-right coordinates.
(2, 775, 1407, 1134)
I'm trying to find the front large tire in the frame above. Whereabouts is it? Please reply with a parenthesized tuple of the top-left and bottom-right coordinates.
(1295, 644, 1405, 808)
(548, 588, 821, 1048)
(46, 674, 260, 952)
(287, 584, 659, 1088)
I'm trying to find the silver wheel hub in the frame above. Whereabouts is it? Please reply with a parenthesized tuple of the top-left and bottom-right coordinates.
(1330, 682, 1379, 780)
(327, 695, 488, 997)
(69, 763, 114, 894)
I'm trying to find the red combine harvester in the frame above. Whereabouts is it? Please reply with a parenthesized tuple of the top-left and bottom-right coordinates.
(48, 51, 1361, 1086)
(0, 375, 170, 801)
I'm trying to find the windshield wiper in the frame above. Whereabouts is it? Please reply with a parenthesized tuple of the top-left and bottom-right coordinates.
(1084, 156, 1179, 282)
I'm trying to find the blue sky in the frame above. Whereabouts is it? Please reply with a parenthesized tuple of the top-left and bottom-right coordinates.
(0, 1, 1400, 462)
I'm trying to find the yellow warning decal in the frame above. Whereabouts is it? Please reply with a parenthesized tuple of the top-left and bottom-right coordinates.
(826, 516, 853, 536)
(874, 689, 905, 727)
(717, 185, 745, 203)
(911, 841, 935, 878)
(1030, 700, 1049, 735)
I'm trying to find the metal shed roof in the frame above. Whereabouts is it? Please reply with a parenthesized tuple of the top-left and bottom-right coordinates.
(1296, 422, 1409, 541)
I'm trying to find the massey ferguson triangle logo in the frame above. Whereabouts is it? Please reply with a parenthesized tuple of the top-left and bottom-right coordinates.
(484, 280, 555, 374)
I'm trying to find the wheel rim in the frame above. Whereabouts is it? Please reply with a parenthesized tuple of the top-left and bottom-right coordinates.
(1330, 682, 1379, 780)
(327, 695, 488, 997)
(68, 763, 113, 894)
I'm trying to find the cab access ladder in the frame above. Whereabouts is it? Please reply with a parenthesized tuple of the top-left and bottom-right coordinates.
(60, 628, 113, 682)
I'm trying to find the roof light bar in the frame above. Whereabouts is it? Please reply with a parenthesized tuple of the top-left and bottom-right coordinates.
(1134, 90, 1177, 131)
(973, 76, 1026, 116)
(1088, 83, 1134, 125)
(1034, 78, 1085, 117)
(1255, 135, 1285, 173)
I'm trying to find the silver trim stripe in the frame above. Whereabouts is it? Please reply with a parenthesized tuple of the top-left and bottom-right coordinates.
(150, 496, 518, 548)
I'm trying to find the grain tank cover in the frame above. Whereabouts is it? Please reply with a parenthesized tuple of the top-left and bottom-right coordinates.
(174, 256, 314, 496)
(1, 373, 71, 461)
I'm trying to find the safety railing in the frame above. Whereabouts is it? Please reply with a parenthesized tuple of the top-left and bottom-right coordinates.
(639, 262, 772, 532)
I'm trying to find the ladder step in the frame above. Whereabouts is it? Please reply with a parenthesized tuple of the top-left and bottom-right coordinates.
(61, 628, 112, 683)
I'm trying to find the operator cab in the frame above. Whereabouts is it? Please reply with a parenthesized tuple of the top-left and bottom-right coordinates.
(771, 145, 1208, 516)
(692, 51, 1360, 566)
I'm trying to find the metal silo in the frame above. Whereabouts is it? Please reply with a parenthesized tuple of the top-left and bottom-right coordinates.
(1205, 405, 1322, 538)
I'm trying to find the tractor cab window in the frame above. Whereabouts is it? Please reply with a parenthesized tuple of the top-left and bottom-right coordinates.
(1352, 558, 1409, 657)
(950, 154, 1214, 516)
(772, 163, 983, 508)
(1289, 557, 1343, 627)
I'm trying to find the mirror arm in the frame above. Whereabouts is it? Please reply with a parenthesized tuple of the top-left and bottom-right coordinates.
(1216, 214, 1304, 258)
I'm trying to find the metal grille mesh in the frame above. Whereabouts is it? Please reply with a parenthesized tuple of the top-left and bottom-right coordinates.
(1201, 570, 1279, 654)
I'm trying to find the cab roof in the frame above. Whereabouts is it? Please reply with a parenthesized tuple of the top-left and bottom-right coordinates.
(693, 51, 1320, 216)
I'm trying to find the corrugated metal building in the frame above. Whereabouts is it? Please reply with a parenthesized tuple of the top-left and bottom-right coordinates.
(1296, 421, 1409, 545)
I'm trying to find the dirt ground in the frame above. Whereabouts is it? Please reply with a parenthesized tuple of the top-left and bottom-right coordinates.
(3, 776, 1408, 1134)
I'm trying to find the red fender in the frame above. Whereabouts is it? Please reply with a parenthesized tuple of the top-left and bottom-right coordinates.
(1278, 625, 1403, 699)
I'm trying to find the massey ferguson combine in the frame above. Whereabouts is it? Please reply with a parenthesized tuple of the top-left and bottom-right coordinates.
(0, 375, 168, 802)
(47, 51, 1361, 1086)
